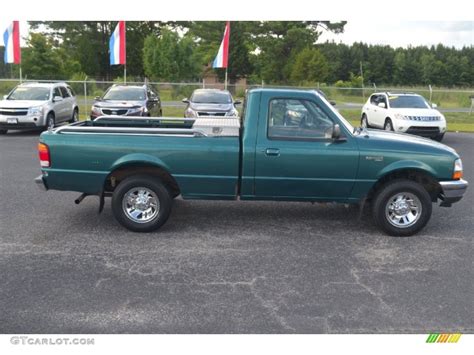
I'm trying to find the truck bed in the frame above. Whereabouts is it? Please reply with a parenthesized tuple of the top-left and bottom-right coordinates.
(40, 116, 241, 199)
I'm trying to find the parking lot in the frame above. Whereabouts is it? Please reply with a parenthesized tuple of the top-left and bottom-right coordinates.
(0, 130, 472, 334)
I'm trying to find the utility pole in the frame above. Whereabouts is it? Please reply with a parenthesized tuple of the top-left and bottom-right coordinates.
(360, 61, 365, 100)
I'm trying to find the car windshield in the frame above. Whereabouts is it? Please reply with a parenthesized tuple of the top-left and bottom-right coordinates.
(389, 95, 430, 109)
(103, 87, 146, 101)
(7, 87, 50, 101)
(191, 91, 232, 104)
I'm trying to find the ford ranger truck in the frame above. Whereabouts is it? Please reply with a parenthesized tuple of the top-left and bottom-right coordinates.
(35, 88, 468, 236)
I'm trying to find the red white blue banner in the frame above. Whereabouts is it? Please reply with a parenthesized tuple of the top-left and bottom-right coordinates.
(109, 21, 126, 65)
(212, 21, 230, 69)
(3, 21, 21, 64)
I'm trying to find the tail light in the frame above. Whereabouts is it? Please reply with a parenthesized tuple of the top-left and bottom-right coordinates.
(38, 143, 51, 168)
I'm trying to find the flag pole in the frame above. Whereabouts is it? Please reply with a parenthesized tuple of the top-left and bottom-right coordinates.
(19, 64, 22, 83)
(124, 64, 126, 84)
(224, 68, 228, 90)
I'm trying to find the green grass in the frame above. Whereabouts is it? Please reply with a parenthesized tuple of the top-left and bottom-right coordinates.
(339, 109, 474, 133)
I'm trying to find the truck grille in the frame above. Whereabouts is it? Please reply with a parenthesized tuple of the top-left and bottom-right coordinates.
(198, 112, 226, 117)
(0, 109, 28, 116)
(101, 109, 128, 115)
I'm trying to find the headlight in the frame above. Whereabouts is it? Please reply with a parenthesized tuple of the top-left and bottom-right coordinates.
(28, 106, 44, 116)
(394, 113, 408, 120)
(185, 108, 198, 118)
(129, 107, 145, 115)
(91, 106, 101, 114)
(453, 159, 463, 180)
(227, 108, 239, 117)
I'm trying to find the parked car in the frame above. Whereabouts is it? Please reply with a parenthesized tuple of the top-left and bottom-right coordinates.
(361, 92, 446, 141)
(0, 82, 79, 134)
(35, 88, 467, 237)
(90, 84, 162, 120)
(183, 89, 240, 118)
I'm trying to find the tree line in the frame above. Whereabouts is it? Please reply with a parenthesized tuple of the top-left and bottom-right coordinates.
(0, 21, 472, 87)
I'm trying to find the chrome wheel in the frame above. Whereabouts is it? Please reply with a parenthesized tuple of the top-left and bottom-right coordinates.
(47, 115, 55, 130)
(385, 192, 422, 228)
(72, 110, 79, 122)
(384, 121, 393, 131)
(122, 187, 160, 223)
(361, 116, 368, 128)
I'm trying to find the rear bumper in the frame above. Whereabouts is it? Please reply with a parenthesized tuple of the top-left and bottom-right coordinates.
(34, 174, 48, 191)
(439, 179, 468, 205)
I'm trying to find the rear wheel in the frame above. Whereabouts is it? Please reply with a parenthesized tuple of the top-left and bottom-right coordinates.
(70, 108, 79, 123)
(433, 133, 445, 142)
(372, 179, 432, 236)
(384, 118, 394, 131)
(111, 175, 173, 232)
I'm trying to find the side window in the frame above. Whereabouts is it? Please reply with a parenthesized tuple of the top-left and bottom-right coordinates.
(268, 99, 334, 140)
(53, 87, 62, 98)
(59, 86, 70, 98)
(67, 86, 75, 97)
(379, 95, 388, 108)
(370, 95, 379, 105)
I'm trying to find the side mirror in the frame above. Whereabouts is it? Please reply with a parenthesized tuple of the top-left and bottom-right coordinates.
(94, 96, 102, 101)
(332, 124, 341, 140)
(2, 95, 7, 100)
(53, 96, 63, 102)
(431, 103, 438, 109)
(330, 101, 336, 106)
(234, 100, 242, 105)
(182, 98, 189, 104)
(377, 102, 386, 109)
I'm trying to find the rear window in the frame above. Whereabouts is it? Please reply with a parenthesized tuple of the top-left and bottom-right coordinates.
(191, 90, 232, 104)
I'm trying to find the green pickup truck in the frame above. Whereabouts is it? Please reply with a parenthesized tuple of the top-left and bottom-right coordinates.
(35, 88, 468, 236)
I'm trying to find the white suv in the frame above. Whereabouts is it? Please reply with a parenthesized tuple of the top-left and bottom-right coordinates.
(0, 82, 79, 134)
(361, 92, 446, 141)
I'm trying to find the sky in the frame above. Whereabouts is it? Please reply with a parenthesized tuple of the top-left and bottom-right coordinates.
(319, 20, 473, 49)
(0, 20, 473, 49)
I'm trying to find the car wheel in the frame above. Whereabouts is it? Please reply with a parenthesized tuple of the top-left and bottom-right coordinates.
(111, 175, 173, 233)
(45, 113, 55, 131)
(361, 114, 370, 128)
(70, 108, 79, 123)
(372, 179, 432, 236)
(384, 119, 394, 131)
(159, 109, 163, 117)
(0, 129, 7, 134)
(433, 133, 445, 142)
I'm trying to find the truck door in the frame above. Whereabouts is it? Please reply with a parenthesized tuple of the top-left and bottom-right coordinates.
(254, 93, 359, 201)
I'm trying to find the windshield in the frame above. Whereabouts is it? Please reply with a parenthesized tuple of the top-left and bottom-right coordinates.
(8, 86, 50, 101)
(103, 87, 146, 101)
(191, 91, 232, 104)
(389, 95, 430, 109)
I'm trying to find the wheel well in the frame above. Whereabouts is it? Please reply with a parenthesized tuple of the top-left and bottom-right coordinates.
(74, 106, 79, 112)
(104, 164, 180, 197)
(47, 111, 55, 118)
(368, 169, 441, 202)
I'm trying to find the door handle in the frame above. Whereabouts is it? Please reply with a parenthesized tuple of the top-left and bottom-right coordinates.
(264, 148, 280, 156)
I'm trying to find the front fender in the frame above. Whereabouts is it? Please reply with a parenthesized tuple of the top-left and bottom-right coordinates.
(376, 160, 438, 179)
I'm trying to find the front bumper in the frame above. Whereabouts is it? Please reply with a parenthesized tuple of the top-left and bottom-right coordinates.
(0, 114, 45, 129)
(439, 179, 468, 205)
(34, 174, 48, 191)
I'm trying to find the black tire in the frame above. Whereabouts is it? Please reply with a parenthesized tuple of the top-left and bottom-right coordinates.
(433, 133, 445, 142)
(111, 175, 173, 233)
(0, 129, 7, 134)
(45, 112, 55, 131)
(384, 118, 394, 131)
(70, 108, 79, 123)
(372, 179, 432, 237)
(159, 109, 163, 117)
(361, 114, 370, 128)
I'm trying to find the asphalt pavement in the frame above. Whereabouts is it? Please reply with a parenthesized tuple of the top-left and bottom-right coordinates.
(0, 131, 472, 333)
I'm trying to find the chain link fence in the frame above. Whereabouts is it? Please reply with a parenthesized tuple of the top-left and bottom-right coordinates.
(0, 78, 473, 119)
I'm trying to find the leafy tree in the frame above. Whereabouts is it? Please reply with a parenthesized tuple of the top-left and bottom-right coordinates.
(290, 47, 329, 84)
(22, 33, 63, 79)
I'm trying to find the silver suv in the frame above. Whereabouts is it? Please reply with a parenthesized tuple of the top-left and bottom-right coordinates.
(0, 82, 79, 134)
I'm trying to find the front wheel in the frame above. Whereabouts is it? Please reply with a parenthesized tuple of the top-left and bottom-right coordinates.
(384, 119, 394, 131)
(45, 113, 55, 131)
(70, 108, 79, 123)
(361, 114, 370, 128)
(111, 175, 173, 232)
(433, 133, 445, 142)
(372, 179, 432, 236)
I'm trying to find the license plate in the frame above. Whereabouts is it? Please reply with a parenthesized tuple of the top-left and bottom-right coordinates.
(7, 118, 18, 124)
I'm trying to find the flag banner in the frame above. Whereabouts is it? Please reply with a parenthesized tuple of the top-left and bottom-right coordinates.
(3, 21, 21, 64)
(109, 21, 126, 65)
(212, 21, 230, 69)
